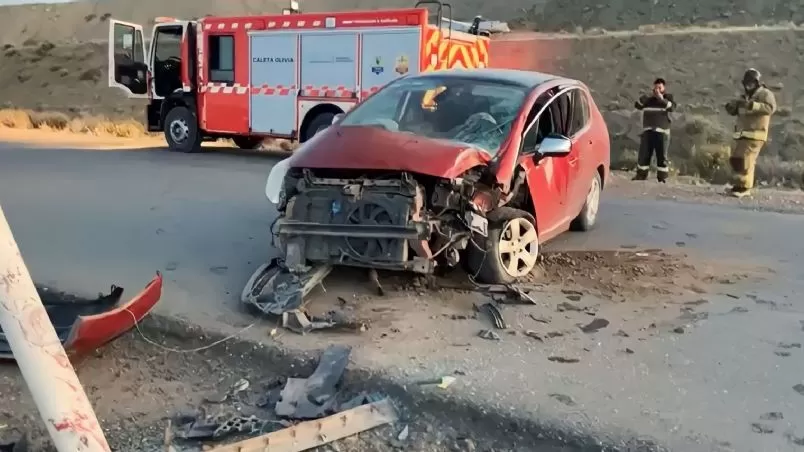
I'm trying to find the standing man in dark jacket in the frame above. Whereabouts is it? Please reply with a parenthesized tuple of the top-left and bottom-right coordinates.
(633, 78, 675, 182)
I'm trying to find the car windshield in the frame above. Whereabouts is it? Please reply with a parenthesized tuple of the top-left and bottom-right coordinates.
(340, 76, 528, 155)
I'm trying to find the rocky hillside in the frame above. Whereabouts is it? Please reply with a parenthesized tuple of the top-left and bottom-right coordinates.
(0, 0, 803, 45)
(527, 0, 804, 32)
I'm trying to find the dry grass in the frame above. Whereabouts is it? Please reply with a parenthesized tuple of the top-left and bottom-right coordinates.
(0, 108, 33, 129)
(610, 112, 804, 189)
(0, 108, 147, 138)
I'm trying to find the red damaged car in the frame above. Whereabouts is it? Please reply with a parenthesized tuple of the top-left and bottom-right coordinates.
(264, 69, 610, 285)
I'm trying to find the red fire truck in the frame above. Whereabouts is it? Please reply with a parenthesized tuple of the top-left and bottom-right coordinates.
(107, 1, 492, 152)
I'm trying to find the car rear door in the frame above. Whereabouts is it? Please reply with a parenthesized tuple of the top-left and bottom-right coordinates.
(565, 87, 594, 215)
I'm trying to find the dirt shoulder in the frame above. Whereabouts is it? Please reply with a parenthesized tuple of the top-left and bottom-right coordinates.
(606, 171, 804, 215)
(0, 315, 589, 451)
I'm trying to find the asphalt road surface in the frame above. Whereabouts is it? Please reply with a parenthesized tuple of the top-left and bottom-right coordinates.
(1, 143, 803, 451)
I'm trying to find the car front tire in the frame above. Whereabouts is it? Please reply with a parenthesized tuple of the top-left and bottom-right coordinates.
(465, 207, 540, 284)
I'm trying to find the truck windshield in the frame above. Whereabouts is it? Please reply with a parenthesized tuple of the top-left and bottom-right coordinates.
(340, 77, 527, 155)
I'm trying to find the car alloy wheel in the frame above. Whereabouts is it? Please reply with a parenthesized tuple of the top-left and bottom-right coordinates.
(497, 217, 539, 278)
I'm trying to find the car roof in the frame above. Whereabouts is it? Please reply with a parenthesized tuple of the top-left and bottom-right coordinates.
(408, 68, 571, 89)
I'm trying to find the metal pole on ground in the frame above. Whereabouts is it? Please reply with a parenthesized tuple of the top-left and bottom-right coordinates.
(0, 204, 110, 451)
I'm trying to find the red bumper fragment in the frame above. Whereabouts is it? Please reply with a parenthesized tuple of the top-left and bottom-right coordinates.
(64, 272, 163, 357)
(0, 272, 163, 361)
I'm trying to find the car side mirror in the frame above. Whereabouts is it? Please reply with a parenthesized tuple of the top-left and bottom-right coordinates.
(332, 113, 345, 125)
(537, 135, 571, 157)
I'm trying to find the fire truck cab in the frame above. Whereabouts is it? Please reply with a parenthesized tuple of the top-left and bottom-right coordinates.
(107, 1, 492, 152)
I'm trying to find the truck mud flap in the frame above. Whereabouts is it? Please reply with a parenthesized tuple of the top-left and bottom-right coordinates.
(0, 272, 163, 361)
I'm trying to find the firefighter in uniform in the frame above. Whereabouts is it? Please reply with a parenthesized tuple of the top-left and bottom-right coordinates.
(724, 68, 777, 198)
(633, 78, 675, 182)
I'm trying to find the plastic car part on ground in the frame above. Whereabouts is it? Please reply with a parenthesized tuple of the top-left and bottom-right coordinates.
(0, 433, 27, 452)
(240, 258, 332, 315)
(176, 344, 396, 451)
(281, 309, 370, 335)
(0, 272, 163, 361)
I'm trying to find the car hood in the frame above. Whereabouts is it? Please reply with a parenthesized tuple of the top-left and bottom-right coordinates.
(288, 126, 492, 179)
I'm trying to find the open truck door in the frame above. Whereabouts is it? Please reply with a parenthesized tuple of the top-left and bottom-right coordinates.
(108, 19, 149, 99)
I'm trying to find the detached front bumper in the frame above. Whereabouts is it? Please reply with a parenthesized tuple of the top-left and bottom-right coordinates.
(0, 272, 163, 361)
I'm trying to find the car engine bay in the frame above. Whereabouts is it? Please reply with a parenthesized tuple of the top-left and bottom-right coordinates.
(274, 168, 494, 275)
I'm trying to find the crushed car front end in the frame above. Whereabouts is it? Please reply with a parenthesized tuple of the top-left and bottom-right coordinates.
(268, 165, 491, 275)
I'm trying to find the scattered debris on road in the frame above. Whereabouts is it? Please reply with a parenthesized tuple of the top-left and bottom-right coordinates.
(751, 423, 774, 434)
(465, 280, 540, 305)
(478, 329, 501, 341)
(368, 268, 385, 296)
(475, 302, 507, 329)
(760, 412, 784, 421)
(237, 247, 756, 349)
(275, 345, 351, 419)
(524, 330, 543, 342)
(207, 399, 397, 452)
(0, 432, 27, 452)
(579, 318, 610, 333)
(0, 273, 163, 362)
(204, 378, 251, 404)
(397, 424, 410, 441)
(548, 393, 576, 406)
(166, 344, 400, 450)
(417, 376, 456, 389)
(548, 356, 580, 364)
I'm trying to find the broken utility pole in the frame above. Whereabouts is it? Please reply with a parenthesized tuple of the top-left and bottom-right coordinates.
(0, 205, 110, 451)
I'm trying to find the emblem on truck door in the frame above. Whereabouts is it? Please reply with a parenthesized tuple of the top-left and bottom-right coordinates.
(395, 55, 409, 75)
(371, 57, 384, 75)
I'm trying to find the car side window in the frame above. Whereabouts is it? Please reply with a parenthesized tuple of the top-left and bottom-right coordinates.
(523, 108, 554, 151)
(568, 89, 590, 136)
(522, 92, 555, 152)
(551, 92, 572, 137)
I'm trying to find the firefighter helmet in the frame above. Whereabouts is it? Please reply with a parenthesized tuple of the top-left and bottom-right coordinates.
(742, 68, 761, 84)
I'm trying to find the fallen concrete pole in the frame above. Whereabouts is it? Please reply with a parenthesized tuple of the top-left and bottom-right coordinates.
(0, 205, 110, 451)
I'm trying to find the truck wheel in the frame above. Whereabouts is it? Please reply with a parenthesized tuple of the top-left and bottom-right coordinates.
(302, 112, 335, 142)
(164, 106, 202, 153)
(465, 207, 539, 285)
(570, 171, 602, 232)
(232, 137, 264, 150)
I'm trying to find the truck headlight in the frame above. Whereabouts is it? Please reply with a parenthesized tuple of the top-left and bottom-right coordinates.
(265, 158, 291, 205)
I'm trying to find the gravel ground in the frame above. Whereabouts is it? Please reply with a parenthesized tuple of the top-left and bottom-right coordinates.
(606, 171, 804, 215)
(0, 317, 550, 452)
